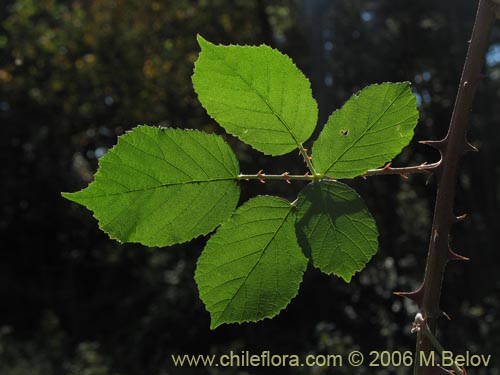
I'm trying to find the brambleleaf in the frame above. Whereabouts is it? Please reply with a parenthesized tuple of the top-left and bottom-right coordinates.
(195, 196, 307, 329)
(295, 181, 378, 282)
(192, 35, 318, 156)
(62, 126, 240, 247)
(62, 35, 421, 330)
(312, 82, 418, 178)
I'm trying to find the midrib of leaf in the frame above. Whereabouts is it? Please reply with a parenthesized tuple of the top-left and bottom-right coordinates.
(205, 45, 304, 150)
(321, 85, 407, 175)
(70, 177, 238, 199)
(213, 205, 293, 327)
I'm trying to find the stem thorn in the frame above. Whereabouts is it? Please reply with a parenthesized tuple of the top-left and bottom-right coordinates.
(441, 310, 452, 320)
(419, 139, 447, 153)
(257, 170, 266, 183)
(393, 285, 424, 308)
(464, 142, 478, 153)
(448, 248, 470, 261)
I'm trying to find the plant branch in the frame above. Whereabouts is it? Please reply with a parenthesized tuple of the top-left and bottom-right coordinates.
(297, 144, 318, 176)
(238, 162, 438, 183)
(413, 314, 463, 375)
(238, 171, 316, 182)
(412, 2, 496, 374)
(362, 162, 440, 178)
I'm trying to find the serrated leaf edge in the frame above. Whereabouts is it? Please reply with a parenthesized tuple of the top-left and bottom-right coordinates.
(313, 82, 418, 178)
(296, 181, 379, 282)
(195, 195, 307, 329)
(193, 35, 318, 156)
(62, 125, 241, 247)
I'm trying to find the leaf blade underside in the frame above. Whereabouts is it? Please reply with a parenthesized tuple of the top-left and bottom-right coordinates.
(195, 196, 308, 329)
(295, 181, 378, 282)
(312, 82, 419, 178)
(192, 35, 318, 156)
(62, 126, 240, 247)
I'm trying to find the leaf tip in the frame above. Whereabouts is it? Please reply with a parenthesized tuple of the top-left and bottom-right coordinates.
(61, 190, 79, 203)
(340, 274, 353, 283)
(196, 34, 211, 50)
(210, 317, 222, 330)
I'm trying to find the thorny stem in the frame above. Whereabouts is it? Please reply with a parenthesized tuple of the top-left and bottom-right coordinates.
(237, 161, 438, 183)
(362, 162, 440, 178)
(413, 314, 463, 375)
(412, 1, 497, 375)
(238, 172, 317, 182)
(297, 143, 318, 176)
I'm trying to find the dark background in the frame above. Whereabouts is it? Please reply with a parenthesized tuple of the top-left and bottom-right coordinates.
(1, 0, 499, 374)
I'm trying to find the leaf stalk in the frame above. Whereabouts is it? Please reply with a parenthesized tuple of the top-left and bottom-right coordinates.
(237, 162, 438, 183)
(298, 144, 319, 176)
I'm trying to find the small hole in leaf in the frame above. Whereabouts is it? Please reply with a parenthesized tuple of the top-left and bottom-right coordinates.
(340, 129, 349, 136)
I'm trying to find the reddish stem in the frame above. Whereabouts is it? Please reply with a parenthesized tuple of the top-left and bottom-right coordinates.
(412, 1, 496, 374)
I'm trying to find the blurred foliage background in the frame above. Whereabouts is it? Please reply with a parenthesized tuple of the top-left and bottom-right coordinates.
(1, 0, 500, 374)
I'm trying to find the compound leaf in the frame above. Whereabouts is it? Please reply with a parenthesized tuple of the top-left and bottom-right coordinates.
(312, 82, 418, 178)
(192, 35, 318, 156)
(62, 126, 240, 247)
(295, 181, 378, 282)
(195, 196, 308, 329)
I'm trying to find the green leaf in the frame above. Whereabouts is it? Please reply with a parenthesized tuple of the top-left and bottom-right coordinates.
(62, 126, 240, 247)
(295, 181, 378, 282)
(195, 196, 308, 329)
(192, 35, 318, 156)
(312, 82, 419, 178)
